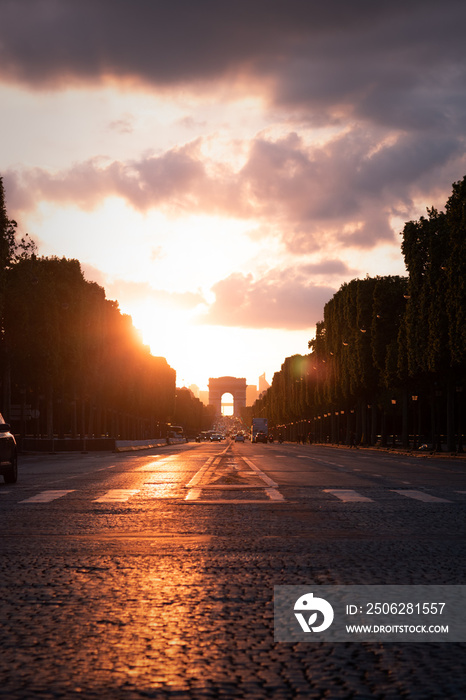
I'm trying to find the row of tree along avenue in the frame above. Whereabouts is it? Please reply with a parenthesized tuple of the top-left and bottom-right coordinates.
(244, 177, 466, 452)
(0, 177, 213, 447)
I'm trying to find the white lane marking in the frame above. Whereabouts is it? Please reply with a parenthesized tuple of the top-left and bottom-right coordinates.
(185, 488, 202, 501)
(391, 490, 451, 503)
(265, 487, 285, 501)
(241, 456, 279, 488)
(185, 456, 217, 487)
(323, 489, 373, 502)
(184, 455, 283, 501)
(94, 489, 140, 502)
(188, 484, 266, 489)
(185, 486, 283, 501)
(312, 458, 345, 469)
(20, 490, 75, 503)
(183, 499, 284, 505)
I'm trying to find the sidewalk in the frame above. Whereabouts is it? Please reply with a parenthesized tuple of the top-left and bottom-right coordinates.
(282, 440, 466, 461)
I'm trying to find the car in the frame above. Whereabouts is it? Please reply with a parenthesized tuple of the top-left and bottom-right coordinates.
(0, 413, 18, 483)
(255, 432, 268, 444)
(210, 433, 222, 441)
(234, 434, 245, 442)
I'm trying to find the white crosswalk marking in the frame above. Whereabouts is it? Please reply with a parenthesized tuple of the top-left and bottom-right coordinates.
(184, 454, 282, 503)
(185, 488, 202, 501)
(324, 489, 374, 502)
(13, 485, 464, 506)
(391, 490, 451, 503)
(241, 457, 279, 488)
(185, 457, 216, 487)
(94, 489, 140, 502)
(264, 487, 285, 501)
(19, 490, 75, 503)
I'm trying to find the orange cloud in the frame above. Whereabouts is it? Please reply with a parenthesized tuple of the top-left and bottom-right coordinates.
(6, 125, 465, 255)
(196, 267, 339, 330)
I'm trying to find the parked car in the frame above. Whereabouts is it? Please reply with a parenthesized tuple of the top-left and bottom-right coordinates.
(0, 413, 18, 483)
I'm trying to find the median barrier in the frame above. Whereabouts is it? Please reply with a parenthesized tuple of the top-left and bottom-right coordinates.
(115, 437, 187, 452)
(20, 436, 187, 453)
(114, 438, 171, 452)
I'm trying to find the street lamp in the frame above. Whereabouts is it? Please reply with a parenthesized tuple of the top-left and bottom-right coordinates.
(391, 400, 397, 447)
(411, 395, 418, 450)
(456, 386, 464, 453)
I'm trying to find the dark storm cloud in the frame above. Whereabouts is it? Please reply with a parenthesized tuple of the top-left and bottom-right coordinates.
(0, 0, 326, 87)
(197, 268, 337, 330)
(3, 0, 466, 256)
(7, 122, 465, 253)
(1, 0, 465, 132)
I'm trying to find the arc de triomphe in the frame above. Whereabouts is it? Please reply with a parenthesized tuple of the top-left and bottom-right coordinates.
(208, 376, 247, 416)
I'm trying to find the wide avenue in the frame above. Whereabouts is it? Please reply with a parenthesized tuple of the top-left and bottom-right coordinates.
(1, 441, 465, 698)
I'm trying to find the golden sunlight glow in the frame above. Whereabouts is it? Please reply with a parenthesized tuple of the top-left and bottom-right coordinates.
(221, 393, 234, 416)
(126, 295, 314, 393)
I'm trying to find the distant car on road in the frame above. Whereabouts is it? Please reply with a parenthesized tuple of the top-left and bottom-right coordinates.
(255, 432, 268, 444)
(210, 433, 223, 441)
(234, 434, 245, 442)
(0, 413, 18, 483)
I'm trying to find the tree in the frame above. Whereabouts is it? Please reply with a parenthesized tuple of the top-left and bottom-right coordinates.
(400, 180, 466, 451)
(1, 177, 36, 417)
(3, 254, 178, 439)
(445, 176, 466, 368)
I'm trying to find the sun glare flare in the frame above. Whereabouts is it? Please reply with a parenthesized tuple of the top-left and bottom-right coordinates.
(123, 293, 314, 393)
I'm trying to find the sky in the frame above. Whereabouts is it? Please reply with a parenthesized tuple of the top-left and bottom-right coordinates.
(1, 0, 466, 392)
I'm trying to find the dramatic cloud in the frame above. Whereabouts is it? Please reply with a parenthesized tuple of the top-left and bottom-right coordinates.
(6, 125, 465, 253)
(197, 266, 340, 329)
(3, 0, 466, 260)
(1, 1, 465, 132)
(3, 141, 234, 215)
(1, 0, 466, 374)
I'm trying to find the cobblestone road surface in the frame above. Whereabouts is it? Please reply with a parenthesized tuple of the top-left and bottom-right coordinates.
(0, 442, 465, 699)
